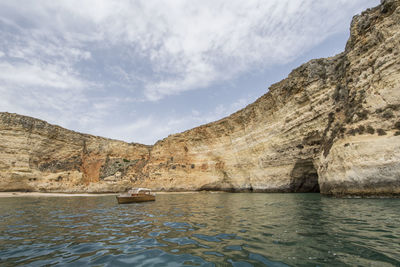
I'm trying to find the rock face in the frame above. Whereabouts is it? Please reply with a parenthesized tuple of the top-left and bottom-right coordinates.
(0, 0, 399, 196)
(0, 113, 151, 192)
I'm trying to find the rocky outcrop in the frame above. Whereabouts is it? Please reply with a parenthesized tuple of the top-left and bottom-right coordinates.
(317, 0, 400, 196)
(0, 113, 151, 192)
(0, 0, 399, 196)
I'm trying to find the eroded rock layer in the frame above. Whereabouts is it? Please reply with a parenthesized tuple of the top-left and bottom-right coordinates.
(0, 113, 151, 192)
(1, 0, 399, 195)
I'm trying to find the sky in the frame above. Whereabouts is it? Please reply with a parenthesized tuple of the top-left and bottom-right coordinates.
(0, 0, 379, 145)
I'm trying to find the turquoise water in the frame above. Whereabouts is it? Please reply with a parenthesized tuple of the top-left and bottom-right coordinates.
(0, 193, 399, 266)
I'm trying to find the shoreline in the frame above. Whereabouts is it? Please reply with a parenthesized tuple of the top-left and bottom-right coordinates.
(0, 192, 117, 197)
(0, 191, 396, 198)
(0, 191, 208, 198)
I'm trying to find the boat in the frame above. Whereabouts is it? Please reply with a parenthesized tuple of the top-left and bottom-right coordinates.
(116, 188, 156, 204)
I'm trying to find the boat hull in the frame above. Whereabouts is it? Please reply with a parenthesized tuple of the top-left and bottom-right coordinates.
(116, 195, 155, 204)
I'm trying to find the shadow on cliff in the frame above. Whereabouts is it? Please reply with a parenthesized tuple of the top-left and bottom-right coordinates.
(289, 159, 320, 193)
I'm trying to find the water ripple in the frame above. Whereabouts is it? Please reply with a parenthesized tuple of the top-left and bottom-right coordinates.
(0, 193, 399, 266)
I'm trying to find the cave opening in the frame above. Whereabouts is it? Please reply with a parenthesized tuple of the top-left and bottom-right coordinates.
(290, 159, 320, 193)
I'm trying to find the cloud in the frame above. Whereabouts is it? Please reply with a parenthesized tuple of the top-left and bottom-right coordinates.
(89, 96, 253, 144)
(0, 0, 378, 144)
(0, 0, 377, 101)
(0, 62, 86, 89)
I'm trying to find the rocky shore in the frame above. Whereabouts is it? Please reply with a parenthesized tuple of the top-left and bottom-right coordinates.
(1, 0, 399, 196)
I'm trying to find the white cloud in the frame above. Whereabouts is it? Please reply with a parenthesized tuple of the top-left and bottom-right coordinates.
(0, 0, 378, 101)
(89, 96, 253, 144)
(0, 62, 86, 89)
(0, 0, 379, 144)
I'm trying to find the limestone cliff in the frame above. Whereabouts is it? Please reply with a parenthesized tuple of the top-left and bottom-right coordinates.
(1, 0, 399, 196)
(0, 113, 151, 192)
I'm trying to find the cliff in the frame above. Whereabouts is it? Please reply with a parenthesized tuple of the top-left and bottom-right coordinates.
(0, 113, 151, 192)
(1, 0, 399, 196)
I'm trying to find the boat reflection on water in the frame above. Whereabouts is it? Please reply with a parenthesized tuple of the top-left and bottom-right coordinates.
(116, 188, 156, 204)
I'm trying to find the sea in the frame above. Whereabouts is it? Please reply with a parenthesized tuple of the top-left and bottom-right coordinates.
(0, 193, 399, 266)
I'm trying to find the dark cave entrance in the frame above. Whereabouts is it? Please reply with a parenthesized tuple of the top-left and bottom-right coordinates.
(290, 159, 320, 193)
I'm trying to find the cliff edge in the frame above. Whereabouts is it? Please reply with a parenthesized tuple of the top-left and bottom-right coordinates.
(1, 0, 399, 196)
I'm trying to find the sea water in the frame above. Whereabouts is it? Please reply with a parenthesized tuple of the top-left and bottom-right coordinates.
(0, 193, 399, 266)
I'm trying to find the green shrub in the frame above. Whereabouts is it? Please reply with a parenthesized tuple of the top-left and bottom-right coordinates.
(366, 126, 375, 134)
(356, 110, 368, 120)
(348, 128, 357, 136)
(382, 110, 394, 119)
(377, 129, 386, 136)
